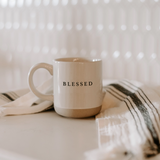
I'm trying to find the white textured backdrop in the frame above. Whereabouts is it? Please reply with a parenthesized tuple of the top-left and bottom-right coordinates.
(0, 0, 160, 91)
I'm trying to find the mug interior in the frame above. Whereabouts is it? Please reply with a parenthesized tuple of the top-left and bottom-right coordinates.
(54, 57, 101, 63)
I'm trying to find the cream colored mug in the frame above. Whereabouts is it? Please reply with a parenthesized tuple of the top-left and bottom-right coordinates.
(28, 57, 104, 118)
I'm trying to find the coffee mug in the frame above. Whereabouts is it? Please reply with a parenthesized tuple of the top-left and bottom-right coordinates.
(28, 57, 104, 118)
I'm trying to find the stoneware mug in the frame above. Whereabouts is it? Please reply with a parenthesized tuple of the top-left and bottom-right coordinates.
(28, 57, 104, 118)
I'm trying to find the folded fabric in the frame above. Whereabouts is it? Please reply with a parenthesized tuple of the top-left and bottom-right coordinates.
(86, 80, 160, 160)
(0, 78, 53, 117)
(1, 79, 160, 160)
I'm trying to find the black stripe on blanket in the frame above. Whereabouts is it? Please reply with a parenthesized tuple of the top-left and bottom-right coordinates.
(8, 91, 19, 100)
(122, 80, 160, 132)
(0, 94, 11, 102)
(1, 93, 14, 101)
(106, 87, 152, 149)
(0, 91, 20, 102)
(109, 83, 160, 156)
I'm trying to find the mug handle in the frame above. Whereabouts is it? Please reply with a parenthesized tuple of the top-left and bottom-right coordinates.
(28, 63, 53, 101)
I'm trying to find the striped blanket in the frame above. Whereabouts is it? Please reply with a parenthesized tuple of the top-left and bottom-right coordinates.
(86, 80, 160, 160)
(1, 79, 160, 160)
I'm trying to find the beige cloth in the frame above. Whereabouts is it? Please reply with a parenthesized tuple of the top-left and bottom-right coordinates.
(0, 78, 53, 117)
(1, 79, 160, 160)
(86, 80, 160, 160)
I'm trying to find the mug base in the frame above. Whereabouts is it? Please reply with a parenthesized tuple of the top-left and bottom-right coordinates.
(54, 106, 102, 118)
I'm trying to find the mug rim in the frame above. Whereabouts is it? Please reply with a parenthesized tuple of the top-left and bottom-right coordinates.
(54, 57, 102, 63)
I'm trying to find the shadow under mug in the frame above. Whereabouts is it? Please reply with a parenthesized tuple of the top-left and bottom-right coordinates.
(28, 57, 104, 118)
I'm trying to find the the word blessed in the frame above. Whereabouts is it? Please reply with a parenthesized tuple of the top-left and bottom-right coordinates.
(63, 81, 93, 86)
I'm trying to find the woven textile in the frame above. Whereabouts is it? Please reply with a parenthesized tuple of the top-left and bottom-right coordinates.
(1, 79, 160, 159)
(86, 80, 160, 160)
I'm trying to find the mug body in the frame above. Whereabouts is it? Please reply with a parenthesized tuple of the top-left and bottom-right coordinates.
(53, 58, 103, 118)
